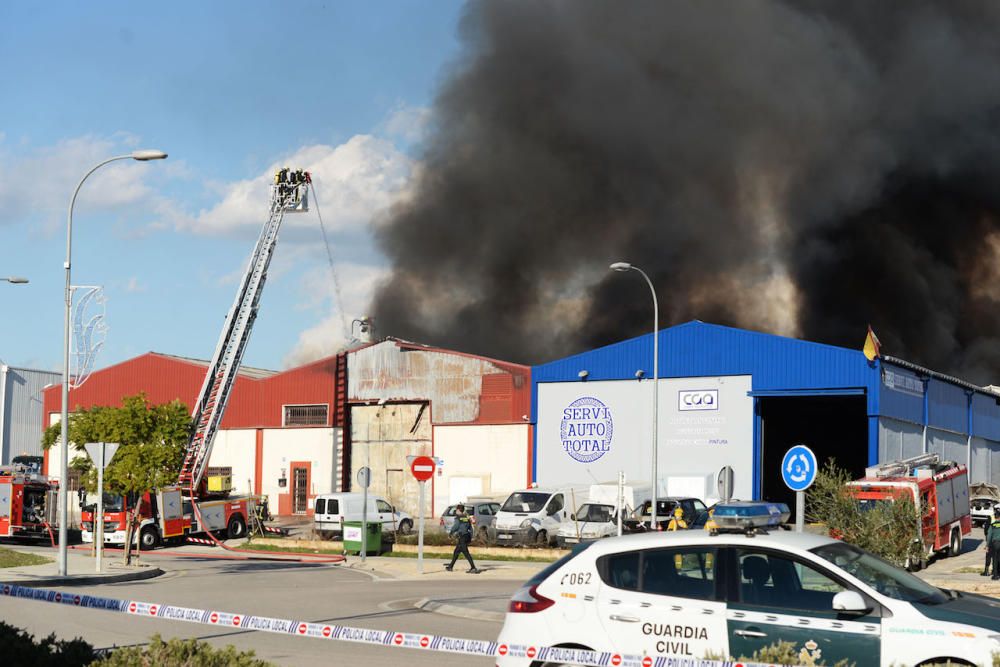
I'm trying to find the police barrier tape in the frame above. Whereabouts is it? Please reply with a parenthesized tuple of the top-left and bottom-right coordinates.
(0, 583, 784, 667)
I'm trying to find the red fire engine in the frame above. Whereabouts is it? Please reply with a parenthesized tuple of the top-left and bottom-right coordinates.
(81, 171, 307, 550)
(0, 460, 58, 541)
(847, 453, 971, 569)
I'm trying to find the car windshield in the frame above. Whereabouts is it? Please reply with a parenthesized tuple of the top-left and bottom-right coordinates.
(442, 506, 457, 517)
(811, 542, 948, 605)
(577, 504, 614, 523)
(501, 493, 550, 513)
(857, 499, 893, 513)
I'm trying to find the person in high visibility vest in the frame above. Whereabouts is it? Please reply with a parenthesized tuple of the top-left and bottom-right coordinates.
(666, 506, 687, 531)
(703, 507, 718, 533)
(987, 506, 1000, 580)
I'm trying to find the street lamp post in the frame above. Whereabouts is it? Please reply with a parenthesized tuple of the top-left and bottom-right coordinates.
(2, 277, 29, 284)
(609, 262, 659, 531)
(58, 150, 167, 575)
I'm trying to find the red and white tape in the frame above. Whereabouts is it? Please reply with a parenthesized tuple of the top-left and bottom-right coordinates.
(0, 583, 781, 667)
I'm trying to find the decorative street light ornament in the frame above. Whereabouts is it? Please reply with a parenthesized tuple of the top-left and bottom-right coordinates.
(71, 285, 107, 389)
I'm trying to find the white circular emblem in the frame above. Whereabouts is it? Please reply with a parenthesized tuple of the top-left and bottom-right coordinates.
(560, 396, 613, 463)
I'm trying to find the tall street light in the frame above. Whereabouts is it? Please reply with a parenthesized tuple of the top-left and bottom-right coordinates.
(609, 262, 659, 531)
(58, 150, 167, 575)
(2, 277, 29, 284)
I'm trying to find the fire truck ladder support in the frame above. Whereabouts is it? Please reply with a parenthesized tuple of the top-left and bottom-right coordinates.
(869, 453, 941, 478)
(178, 183, 300, 492)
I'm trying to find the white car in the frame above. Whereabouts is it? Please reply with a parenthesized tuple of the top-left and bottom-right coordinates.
(556, 503, 619, 548)
(496, 503, 1000, 666)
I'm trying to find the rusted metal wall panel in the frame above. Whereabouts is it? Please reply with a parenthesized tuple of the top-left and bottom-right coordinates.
(347, 341, 530, 424)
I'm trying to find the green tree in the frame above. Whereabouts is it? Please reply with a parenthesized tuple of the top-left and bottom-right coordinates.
(43, 393, 191, 563)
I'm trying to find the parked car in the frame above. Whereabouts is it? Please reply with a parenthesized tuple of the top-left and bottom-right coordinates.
(625, 496, 707, 532)
(497, 502, 1000, 666)
(556, 502, 619, 547)
(439, 501, 501, 541)
(970, 482, 1000, 527)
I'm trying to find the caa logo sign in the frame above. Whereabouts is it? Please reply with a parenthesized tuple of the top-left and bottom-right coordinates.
(678, 389, 718, 411)
(560, 396, 614, 464)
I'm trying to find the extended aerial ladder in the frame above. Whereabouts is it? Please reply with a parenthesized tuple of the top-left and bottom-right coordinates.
(178, 170, 310, 494)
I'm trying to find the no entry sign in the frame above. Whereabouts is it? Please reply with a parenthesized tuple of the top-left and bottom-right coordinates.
(410, 456, 435, 482)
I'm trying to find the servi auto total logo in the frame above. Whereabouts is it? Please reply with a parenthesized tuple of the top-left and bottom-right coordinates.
(560, 397, 613, 463)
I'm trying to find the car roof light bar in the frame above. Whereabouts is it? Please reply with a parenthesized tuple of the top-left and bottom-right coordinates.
(712, 501, 791, 535)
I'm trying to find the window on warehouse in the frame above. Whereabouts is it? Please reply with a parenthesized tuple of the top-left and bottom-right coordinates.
(283, 404, 328, 426)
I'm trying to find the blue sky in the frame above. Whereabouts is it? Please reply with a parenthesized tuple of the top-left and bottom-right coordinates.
(0, 1, 465, 374)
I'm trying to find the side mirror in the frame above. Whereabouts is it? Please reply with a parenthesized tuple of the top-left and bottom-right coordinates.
(832, 591, 869, 614)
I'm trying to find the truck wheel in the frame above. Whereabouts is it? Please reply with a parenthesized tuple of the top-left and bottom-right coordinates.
(398, 519, 413, 535)
(227, 515, 247, 540)
(949, 529, 962, 556)
(535, 529, 548, 547)
(139, 526, 160, 550)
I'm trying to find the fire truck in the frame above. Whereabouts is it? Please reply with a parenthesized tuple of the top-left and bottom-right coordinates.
(0, 460, 58, 541)
(82, 170, 308, 549)
(847, 453, 971, 569)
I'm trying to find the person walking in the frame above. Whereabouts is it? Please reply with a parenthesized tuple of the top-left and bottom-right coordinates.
(445, 504, 481, 573)
(986, 506, 1000, 580)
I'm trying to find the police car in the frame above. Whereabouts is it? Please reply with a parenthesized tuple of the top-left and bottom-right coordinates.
(496, 502, 1000, 666)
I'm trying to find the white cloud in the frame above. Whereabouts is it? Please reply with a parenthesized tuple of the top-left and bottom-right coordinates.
(187, 135, 414, 238)
(282, 261, 390, 368)
(0, 134, 173, 234)
(382, 104, 431, 144)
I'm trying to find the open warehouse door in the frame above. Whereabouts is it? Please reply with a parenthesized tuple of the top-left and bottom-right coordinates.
(758, 394, 868, 509)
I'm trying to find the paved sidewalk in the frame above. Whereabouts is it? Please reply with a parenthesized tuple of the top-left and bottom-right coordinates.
(0, 548, 164, 587)
(346, 554, 549, 582)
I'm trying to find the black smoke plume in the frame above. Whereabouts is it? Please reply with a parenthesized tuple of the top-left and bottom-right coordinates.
(371, 1, 1000, 384)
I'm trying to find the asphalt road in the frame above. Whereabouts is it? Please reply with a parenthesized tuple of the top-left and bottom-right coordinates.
(0, 548, 520, 666)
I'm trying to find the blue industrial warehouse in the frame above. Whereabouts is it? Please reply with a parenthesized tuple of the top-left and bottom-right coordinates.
(530, 321, 1000, 508)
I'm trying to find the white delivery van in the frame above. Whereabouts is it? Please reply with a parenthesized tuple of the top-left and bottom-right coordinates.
(494, 487, 580, 547)
(313, 493, 412, 539)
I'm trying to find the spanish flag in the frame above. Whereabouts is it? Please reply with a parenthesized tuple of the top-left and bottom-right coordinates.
(863, 325, 881, 361)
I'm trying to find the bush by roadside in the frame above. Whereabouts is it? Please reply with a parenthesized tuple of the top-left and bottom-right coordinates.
(0, 621, 95, 666)
(806, 461, 924, 568)
(91, 634, 274, 667)
(0, 623, 275, 667)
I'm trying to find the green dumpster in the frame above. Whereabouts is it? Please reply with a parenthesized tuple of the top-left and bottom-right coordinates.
(343, 521, 382, 555)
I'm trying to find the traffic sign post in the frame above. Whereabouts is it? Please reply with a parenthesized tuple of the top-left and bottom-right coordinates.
(781, 444, 817, 533)
(83, 442, 119, 573)
(409, 456, 436, 574)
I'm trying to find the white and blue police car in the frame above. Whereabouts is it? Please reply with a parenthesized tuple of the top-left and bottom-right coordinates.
(496, 501, 1000, 666)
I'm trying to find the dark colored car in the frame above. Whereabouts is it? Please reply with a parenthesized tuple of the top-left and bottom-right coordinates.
(625, 496, 707, 532)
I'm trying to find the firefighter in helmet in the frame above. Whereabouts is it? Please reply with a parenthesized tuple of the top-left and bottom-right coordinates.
(666, 506, 687, 531)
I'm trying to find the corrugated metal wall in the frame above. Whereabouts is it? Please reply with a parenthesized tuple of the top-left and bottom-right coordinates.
(533, 321, 880, 418)
(42, 352, 341, 430)
(348, 341, 530, 424)
(532, 321, 1000, 487)
(1, 365, 61, 463)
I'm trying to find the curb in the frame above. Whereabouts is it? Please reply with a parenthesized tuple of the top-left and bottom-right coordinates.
(415, 596, 505, 623)
(0, 566, 164, 588)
